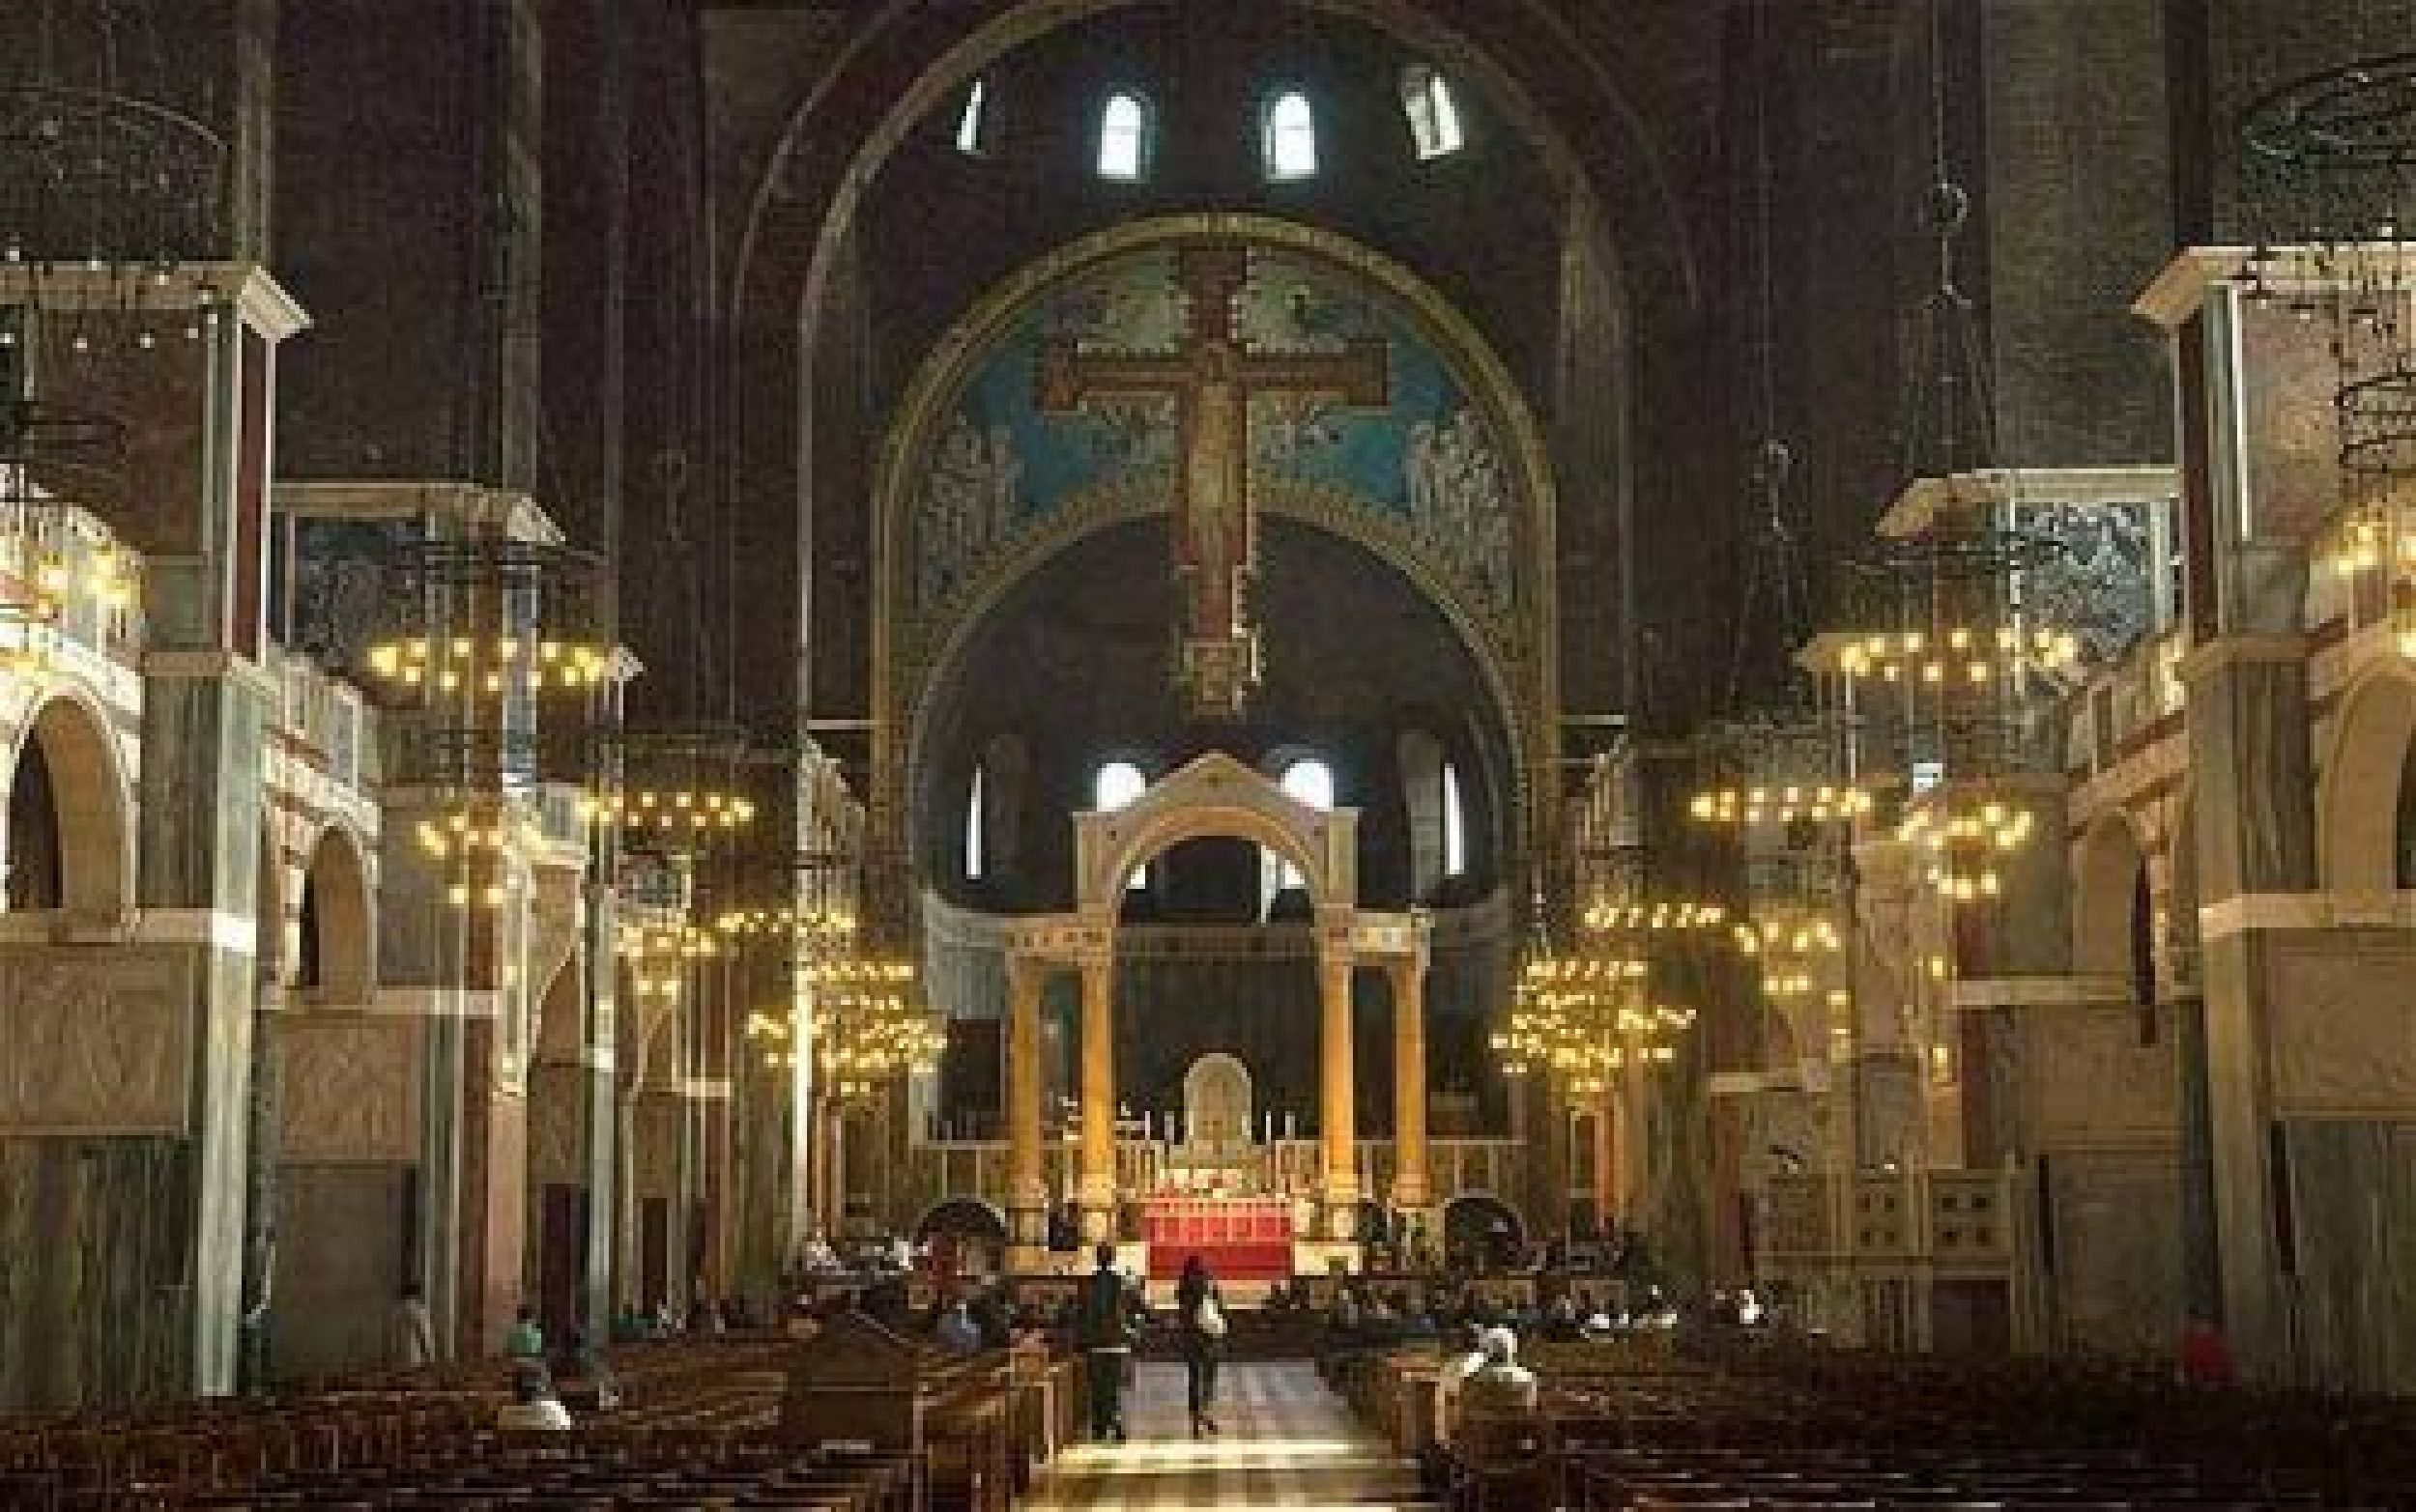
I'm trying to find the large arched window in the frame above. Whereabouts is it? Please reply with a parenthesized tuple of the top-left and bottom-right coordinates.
(955, 77, 990, 156)
(1399, 65, 1466, 159)
(1097, 91, 1151, 182)
(1442, 760, 1469, 877)
(1095, 760, 1148, 813)
(1262, 756, 1335, 913)
(1262, 90, 1318, 182)
(1096, 760, 1150, 890)
(964, 766, 986, 880)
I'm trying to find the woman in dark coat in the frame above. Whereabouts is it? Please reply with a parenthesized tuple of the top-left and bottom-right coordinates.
(1174, 1254, 1226, 1438)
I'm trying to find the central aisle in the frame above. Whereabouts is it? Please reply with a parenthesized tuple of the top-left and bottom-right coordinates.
(1024, 1360, 1430, 1510)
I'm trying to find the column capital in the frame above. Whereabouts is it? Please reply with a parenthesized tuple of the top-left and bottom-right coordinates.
(1006, 953, 1050, 995)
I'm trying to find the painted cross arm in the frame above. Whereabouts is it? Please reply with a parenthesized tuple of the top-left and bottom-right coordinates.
(1236, 339, 1392, 408)
(1035, 344, 1196, 412)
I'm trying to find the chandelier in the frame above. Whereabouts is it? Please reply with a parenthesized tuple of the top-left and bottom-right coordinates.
(591, 727, 762, 860)
(0, 3, 226, 306)
(2236, 53, 2416, 340)
(776, 952, 947, 1101)
(1494, 882, 1697, 1097)
(2238, 53, 2416, 665)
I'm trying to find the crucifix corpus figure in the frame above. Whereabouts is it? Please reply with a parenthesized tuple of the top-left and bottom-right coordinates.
(1038, 244, 1389, 717)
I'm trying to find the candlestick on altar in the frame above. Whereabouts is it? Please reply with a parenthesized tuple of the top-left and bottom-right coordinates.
(1284, 1112, 1296, 1139)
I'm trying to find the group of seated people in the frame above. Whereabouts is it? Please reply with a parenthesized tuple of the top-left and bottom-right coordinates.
(1322, 1278, 1770, 1352)
(607, 1293, 760, 1343)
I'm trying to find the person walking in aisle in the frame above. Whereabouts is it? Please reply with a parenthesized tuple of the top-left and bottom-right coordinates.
(1174, 1253, 1226, 1438)
(1077, 1241, 1145, 1442)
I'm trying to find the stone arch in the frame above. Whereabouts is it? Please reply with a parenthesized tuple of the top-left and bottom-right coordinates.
(1443, 1191, 1525, 1254)
(914, 1196, 1009, 1244)
(2073, 813, 2153, 984)
(1075, 752, 1356, 920)
(533, 950, 584, 1065)
(737, 0, 1693, 347)
(2320, 664, 2416, 898)
(295, 823, 375, 1006)
(3, 688, 132, 920)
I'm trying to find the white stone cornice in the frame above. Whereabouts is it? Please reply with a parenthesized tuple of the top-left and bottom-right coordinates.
(2197, 890, 2416, 939)
(0, 261, 310, 342)
(2133, 246, 2253, 329)
(2173, 633, 2309, 684)
(369, 985, 503, 1018)
(1948, 975, 2135, 1010)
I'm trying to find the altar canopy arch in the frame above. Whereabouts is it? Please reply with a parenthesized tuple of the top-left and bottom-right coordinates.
(1075, 751, 1355, 920)
(999, 754, 1435, 1253)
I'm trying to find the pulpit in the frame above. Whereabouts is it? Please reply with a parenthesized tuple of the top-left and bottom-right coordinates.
(782, 1311, 1013, 1512)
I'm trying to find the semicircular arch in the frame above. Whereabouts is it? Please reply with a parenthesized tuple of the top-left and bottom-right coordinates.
(2320, 662, 2416, 898)
(2073, 813, 2151, 980)
(297, 821, 377, 1005)
(4, 684, 134, 919)
(738, 0, 1692, 361)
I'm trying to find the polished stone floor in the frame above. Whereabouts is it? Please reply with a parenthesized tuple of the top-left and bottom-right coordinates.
(1025, 1359, 1429, 1510)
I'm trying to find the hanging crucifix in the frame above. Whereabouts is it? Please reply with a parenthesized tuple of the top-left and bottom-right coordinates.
(1038, 244, 1390, 718)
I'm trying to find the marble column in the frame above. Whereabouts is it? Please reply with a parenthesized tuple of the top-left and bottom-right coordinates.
(2182, 638, 2316, 1382)
(1388, 959, 1431, 1213)
(1593, 1088, 1619, 1229)
(1078, 955, 1117, 1241)
(1004, 956, 1049, 1250)
(1319, 954, 1359, 1240)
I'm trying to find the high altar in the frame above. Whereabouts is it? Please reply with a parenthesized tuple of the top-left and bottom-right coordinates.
(1136, 1054, 1301, 1279)
(995, 756, 1439, 1272)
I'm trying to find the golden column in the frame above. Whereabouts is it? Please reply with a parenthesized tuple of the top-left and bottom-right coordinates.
(1004, 955, 1049, 1249)
(1318, 950, 1360, 1240)
(1388, 956, 1431, 1213)
(1078, 953, 1118, 1241)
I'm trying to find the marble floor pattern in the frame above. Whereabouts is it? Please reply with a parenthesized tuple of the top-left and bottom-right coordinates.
(1025, 1360, 1431, 1510)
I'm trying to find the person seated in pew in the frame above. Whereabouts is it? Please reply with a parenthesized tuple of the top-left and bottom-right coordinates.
(1458, 1327, 1541, 1420)
(972, 1286, 1015, 1351)
(548, 1327, 621, 1412)
(1539, 1295, 1585, 1343)
(612, 1300, 652, 1344)
(2179, 1316, 2237, 1389)
(934, 1294, 985, 1355)
(1430, 1322, 1488, 1453)
(496, 1364, 576, 1432)
(503, 1303, 546, 1361)
(1009, 1299, 1053, 1350)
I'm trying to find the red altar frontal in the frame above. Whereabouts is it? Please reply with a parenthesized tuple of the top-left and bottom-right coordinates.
(1140, 1194, 1294, 1280)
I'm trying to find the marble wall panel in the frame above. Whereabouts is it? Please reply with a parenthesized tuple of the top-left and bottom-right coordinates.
(277, 1012, 425, 1164)
(2046, 1151, 2184, 1359)
(0, 1136, 193, 1409)
(269, 1163, 409, 1381)
(0, 947, 194, 1136)
(2028, 1003, 2181, 1146)
(2267, 940, 2416, 1118)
